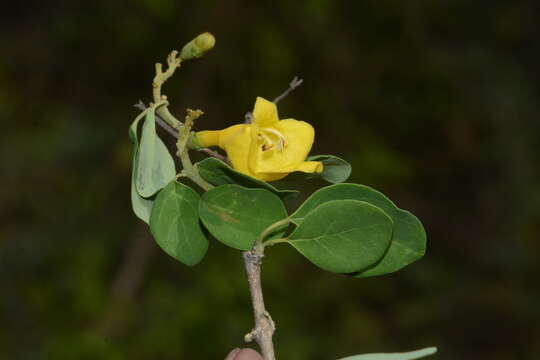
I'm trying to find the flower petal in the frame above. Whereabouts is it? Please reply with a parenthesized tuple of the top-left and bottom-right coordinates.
(252, 97, 279, 126)
(196, 130, 221, 148)
(217, 124, 247, 148)
(196, 124, 246, 149)
(221, 125, 257, 177)
(278, 161, 323, 174)
(253, 161, 322, 182)
(250, 119, 315, 174)
(257, 172, 289, 182)
(248, 122, 262, 175)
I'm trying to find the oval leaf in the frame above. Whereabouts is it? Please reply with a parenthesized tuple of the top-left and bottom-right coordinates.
(287, 200, 393, 273)
(199, 184, 288, 250)
(290, 183, 426, 277)
(307, 155, 352, 183)
(197, 157, 299, 200)
(150, 181, 208, 266)
(338, 347, 437, 360)
(136, 107, 176, 198)
(131, 158, 153, 223)
(129, 111, 153, 223)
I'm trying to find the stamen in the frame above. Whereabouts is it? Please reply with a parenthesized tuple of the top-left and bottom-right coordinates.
(259, 132, 274, 146)
(260, 127, 287, 152)
(261, 128, 287, 145)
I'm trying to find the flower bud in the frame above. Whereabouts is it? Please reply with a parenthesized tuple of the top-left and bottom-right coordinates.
(195, 32, 215, 51)
(180, 32, 216, 60)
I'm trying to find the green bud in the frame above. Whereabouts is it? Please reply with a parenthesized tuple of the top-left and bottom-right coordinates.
(195, 32, 215, 51)
(180, 32, 216, 60)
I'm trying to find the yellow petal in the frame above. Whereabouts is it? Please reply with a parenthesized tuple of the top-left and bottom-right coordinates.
(196, 130, 221, 148)
(256, 172, 289, 182)
(291, 161, 323, 173)
(275, 161, 323, 173)
(221, 125, 259, 177)
(250, 119, 315, 174)
(247, 122, 262, 175)
(217, 124, 247, 149)
(252, 97, 279, 127)
(196, 124, 246, 149)
(253, 161, 322, 182)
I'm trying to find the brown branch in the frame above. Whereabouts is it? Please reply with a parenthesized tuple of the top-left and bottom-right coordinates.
(242, 251, 276, 360)
(134, 102, 230, 165)
(244, 77, 303, 124)
(273, 76, 304, 104)
(134, 101, 179, 138)
(244, 111, 254, 124)
(198, 148, 230, 165)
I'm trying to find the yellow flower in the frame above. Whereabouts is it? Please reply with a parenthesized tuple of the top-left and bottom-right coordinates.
(196, 97, 323, 181)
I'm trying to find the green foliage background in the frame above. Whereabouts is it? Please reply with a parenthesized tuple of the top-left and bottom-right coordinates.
(2, 1, 540, 359)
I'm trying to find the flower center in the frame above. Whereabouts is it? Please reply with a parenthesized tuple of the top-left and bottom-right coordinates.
(258, 127, 287, 152)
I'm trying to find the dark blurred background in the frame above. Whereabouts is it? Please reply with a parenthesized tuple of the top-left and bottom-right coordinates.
(2, 1, 540, 359)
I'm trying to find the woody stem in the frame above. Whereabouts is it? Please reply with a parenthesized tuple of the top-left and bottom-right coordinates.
(242, 250, 276, 360)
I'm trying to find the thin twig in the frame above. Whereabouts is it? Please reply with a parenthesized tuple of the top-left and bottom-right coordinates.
(242, 251, 276, 360)
(244, 111, 254, 124)
(134, 101, 179, 138)
(134, 102, 230, 164)
(198, 148, 230, 164)
(273, 76, 304, 104)
(152, 51, 183, 128)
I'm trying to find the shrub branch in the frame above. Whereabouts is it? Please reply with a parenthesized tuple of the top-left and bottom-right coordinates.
(242, 251, 276, 360)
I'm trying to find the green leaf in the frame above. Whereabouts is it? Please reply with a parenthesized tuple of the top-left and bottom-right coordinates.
(197, 157, 299, 200)
(307, 154, 352, 183)
(149, 181, 208, 266)
(199, 184, 288, 250)
(131, 155, 154, 224)
(337, 347, 437, 360)
(129, 111, 153, 224)
(136, 107, 176, 198)
(287, 200, 393, 273)
(290, 183, 426, 277)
